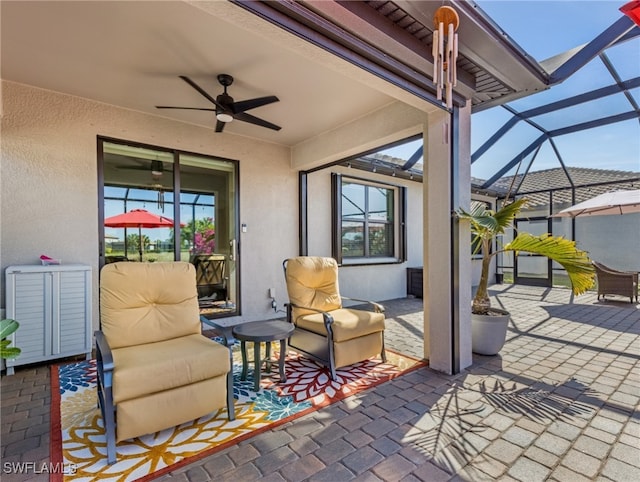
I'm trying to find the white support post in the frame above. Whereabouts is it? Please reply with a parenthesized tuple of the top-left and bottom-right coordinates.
(423, 103, 472, 374)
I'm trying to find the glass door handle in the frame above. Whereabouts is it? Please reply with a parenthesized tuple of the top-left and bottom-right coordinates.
(229, 239, 237, 261)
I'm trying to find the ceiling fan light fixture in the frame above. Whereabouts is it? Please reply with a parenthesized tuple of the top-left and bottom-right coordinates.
(216, 112, 233, 123)
(151, 160, 164, 176)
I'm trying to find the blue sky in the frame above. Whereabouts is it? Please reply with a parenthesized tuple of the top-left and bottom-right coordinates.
(381, 1, 639, 181)
(472, 0, 640, 180)
(477, 0, 624, 60)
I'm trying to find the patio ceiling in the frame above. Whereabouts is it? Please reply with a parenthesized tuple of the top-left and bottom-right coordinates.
(1, 1, 551, 149)
(0, 0, 415, 147)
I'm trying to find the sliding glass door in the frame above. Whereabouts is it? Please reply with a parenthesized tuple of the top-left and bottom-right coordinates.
(99, 138, 239, 318)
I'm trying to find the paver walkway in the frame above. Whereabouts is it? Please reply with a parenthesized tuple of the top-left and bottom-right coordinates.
(1, 285, 638, 481)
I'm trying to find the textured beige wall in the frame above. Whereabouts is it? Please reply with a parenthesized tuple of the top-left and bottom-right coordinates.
(0, 81, 295, 327)
(293, 101, 432, 171)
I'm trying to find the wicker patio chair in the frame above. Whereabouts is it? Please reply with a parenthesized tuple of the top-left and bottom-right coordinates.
(593, 261, 638, 303)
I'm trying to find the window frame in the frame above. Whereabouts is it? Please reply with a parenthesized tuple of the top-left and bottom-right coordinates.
(332, 173, 406, 265)
(470, 200, 492, 259)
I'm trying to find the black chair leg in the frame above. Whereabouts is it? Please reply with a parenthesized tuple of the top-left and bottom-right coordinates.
(381, 336, 387, 363)
(328, 357, 337, 382)
(102, 387, 117, 465)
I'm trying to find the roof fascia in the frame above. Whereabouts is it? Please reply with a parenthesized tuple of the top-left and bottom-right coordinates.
(311, 0, 476, 96)
(230, 0, 465, 109)
(438, 1, 547, 88)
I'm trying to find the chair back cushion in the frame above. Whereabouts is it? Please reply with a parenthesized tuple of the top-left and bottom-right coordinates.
(285, 257, 342, 321)
(100, 262, 201, 349)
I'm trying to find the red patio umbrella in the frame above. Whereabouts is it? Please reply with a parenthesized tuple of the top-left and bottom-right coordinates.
(104, 209, 180, 261)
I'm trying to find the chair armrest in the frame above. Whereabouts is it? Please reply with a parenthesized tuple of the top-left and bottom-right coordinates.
(200, 315, 237, 346)
(342, 296, 385, 313)
(95, 330, 114, 389)
(595, 263, 637, 277)
(610, 267, 637, 276)
(95, 331, 114, 371)
(285, 302, 334, 326)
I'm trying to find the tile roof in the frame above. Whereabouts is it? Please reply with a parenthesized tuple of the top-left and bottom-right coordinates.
(473, 167, 640, 207)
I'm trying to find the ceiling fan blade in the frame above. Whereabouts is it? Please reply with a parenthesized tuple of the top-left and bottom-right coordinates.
(155, 106, 216, 111)
(234, 112, 281, 131)
(179, 76, 225, 110)
(215, 120, 226, 133)
(231, 96, 279, 114)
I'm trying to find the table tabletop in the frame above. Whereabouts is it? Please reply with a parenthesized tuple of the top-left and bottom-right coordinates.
(232, 320, 294, 342)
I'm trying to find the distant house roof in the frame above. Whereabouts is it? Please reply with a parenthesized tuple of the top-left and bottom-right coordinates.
(473, 167, 640, 208)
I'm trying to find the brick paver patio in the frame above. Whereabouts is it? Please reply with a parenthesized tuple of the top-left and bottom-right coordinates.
(2, 284, 639, 481)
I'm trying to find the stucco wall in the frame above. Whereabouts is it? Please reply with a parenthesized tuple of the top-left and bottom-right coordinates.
(0, 81, 296, 328)
(306, 165, 424, 302)
(574, 214, 640, 272)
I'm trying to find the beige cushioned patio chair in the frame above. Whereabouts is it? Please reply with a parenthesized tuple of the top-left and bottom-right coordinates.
(283, 256, 386, 380)
(593, 261, 638, 303)
(95, 262, 234, 464)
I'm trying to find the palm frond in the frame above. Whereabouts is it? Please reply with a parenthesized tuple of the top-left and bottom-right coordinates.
(458, 204, 499, 234)
(504, 233, 595, 295)
(493, 198, 528, 232)
(458, 198, 529, 237)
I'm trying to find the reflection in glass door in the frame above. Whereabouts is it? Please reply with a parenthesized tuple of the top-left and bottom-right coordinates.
(100, 139, 239, 318)
(514, 217, 551, 287)
(179, 153, 238, 317)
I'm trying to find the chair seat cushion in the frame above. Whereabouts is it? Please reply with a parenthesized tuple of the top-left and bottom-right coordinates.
(296, 308, 385, 342)
(112, 334, 229, 403)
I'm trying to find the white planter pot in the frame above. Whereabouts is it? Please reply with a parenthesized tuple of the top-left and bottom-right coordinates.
(471, 308, 510, 355)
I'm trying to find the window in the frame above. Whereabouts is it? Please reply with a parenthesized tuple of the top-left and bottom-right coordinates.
(470, 200, 491, 258)
(332, 174, 405, 264)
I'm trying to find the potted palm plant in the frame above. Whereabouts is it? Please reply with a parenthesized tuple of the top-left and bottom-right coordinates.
(457, 197, 595, 355)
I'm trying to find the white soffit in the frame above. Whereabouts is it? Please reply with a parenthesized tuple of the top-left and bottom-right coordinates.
(1, 0, 440, 147)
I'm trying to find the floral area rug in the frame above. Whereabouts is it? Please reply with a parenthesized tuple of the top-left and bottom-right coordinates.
(50, 341, 425, 482)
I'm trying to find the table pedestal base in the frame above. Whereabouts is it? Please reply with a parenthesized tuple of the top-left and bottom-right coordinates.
(240, 339, 288, 392)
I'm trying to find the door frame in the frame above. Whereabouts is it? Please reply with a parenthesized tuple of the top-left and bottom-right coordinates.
(97, 135, 242, 318)
(514, 216, 552, 287)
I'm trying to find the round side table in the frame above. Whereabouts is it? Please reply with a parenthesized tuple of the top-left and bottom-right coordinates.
(232, 320, 295, 392)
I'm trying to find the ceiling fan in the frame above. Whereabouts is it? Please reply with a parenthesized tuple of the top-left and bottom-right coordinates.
(156, 74, 281, 133)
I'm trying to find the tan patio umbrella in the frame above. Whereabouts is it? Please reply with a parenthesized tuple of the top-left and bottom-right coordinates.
(550, 190, 640, 218)
(104, 209, 179, 261)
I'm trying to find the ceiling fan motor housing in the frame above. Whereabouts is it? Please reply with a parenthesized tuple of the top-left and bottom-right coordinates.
(217, 74, 234, 87)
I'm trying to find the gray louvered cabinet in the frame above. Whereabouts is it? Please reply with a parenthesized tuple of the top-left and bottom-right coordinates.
(5, 265, 92, 375)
